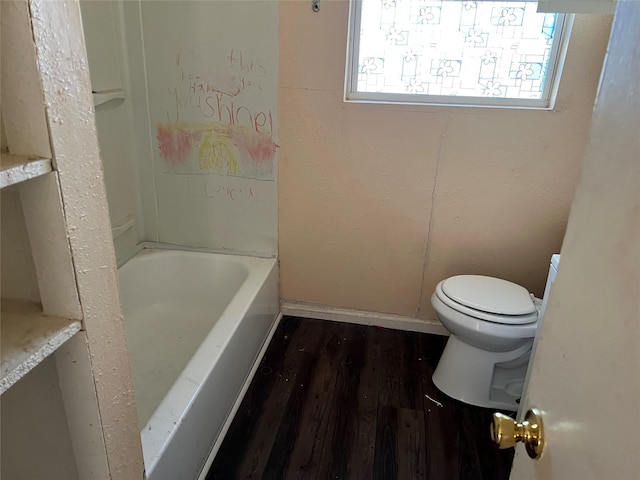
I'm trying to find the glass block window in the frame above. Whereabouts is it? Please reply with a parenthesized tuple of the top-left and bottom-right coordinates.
(346, 1, 571, 108)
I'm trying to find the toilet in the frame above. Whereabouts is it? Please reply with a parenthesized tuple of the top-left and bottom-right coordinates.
(431, 256, 559, 411)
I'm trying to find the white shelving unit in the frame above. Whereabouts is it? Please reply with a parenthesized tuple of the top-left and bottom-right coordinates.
(92, 89, 125, 107)
(0, 300, 82, 393)
(1, 0, 144, 478)
(0, 154, 52, 188)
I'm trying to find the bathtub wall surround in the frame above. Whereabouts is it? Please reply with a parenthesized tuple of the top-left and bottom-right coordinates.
(118, 249, 280, 480)
(129, 1, 278, 256)
(79, 1, 142, 264)
(81, 0, 279, 259)
(278, 5, 612, 322)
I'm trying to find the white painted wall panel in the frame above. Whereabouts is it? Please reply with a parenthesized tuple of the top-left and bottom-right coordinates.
(80, 0, 142, 264)
(139, 1, 278, 254)
(120, 1, 158, 245)
(0, 187, 40, 302)
(93, 102, 140, 262)
(1, 357, 80, 480)
(93, 104, 136, 227)
(0, 0, 51, 159)
(79, 0, 122, 92)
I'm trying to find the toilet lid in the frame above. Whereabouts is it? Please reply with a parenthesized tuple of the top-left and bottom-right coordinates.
(441, 275, 536, 316)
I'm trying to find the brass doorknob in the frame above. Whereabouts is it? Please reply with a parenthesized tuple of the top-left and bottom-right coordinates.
(490, 408, 545, 460)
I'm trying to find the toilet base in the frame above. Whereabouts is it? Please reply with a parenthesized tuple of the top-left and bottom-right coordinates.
(433, 335, 532, 411)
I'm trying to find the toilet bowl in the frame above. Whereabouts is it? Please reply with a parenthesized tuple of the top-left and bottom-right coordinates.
(431, 275, 541, 410)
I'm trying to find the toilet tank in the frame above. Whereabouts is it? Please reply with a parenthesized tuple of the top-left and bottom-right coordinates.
(518, 254, 560, 418)
(539, 254, 560, 319)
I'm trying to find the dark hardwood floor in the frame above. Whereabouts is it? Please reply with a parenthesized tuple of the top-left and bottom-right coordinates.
(206, 316, 513, 480)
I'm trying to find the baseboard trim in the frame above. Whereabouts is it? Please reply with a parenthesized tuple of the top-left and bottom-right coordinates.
(281, 301, 448, 336)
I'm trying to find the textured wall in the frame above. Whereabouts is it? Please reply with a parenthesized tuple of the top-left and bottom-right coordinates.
(279, 2, 612, 320)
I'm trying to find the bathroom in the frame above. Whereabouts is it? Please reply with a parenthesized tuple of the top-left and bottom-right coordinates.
(1, 0, 638, 479)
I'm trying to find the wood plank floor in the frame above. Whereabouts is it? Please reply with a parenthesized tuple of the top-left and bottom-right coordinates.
(206, 317, 514, 480)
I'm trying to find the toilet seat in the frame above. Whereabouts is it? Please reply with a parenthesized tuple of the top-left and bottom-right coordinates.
(435, 276, 537, 325)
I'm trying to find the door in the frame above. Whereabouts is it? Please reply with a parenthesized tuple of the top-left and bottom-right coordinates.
(509, 1, 640, 478)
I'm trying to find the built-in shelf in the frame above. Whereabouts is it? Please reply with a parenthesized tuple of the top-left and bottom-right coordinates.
(0, 153, 52, 189)
(92, 89, 125, 107)
(111, 213, 135, 239)
(1, 299, 82, 394)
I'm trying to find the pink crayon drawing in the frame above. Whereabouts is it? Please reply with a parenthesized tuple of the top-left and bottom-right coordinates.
(231, 128, 278, 166)
(157, 126, 202, 167)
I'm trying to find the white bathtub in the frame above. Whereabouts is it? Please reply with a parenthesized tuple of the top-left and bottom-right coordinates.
(117, 248, 279, 480)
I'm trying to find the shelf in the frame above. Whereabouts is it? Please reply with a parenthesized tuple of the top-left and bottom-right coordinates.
(111, 213, 135, 239)
(1, 299, 82, 394)
(92, 89, 125, 107)
(0, 153, 52, 189)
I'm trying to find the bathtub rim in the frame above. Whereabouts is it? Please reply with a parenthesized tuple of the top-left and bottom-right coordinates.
(117, 241, 276, 268)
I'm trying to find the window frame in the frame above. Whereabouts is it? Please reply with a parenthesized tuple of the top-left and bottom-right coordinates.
(344, 0, 574, 110)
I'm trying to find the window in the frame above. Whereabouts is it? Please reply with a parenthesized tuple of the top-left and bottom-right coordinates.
(345, 0, 572, 108)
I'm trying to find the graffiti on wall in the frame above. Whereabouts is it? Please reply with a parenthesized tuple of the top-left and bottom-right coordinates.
(157, 122, 276, 180)
(157, 49, 277, 181)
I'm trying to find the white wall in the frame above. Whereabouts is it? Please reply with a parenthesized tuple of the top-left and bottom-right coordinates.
(125, 1, 279, 256)
(80, 0, 142, 264)
(1, 357, 80, 480)
(1, 186, 40, 301)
